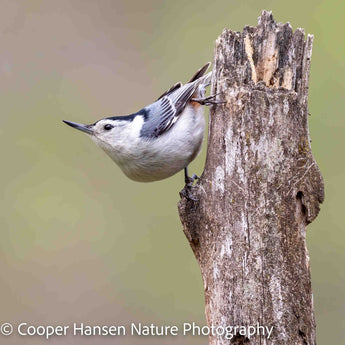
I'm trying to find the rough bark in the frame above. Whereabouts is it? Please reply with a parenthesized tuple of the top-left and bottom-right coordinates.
(178, 11, 324, 345)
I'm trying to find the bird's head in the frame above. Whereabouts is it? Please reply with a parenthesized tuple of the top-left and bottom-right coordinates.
(63, 116, 142, 158)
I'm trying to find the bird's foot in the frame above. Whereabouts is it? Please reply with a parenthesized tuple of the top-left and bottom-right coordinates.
(180, 168, 199, 201)
(179, 186, 199, 201)
(191, 93, 225, 106)
(185, 173, 199, 187)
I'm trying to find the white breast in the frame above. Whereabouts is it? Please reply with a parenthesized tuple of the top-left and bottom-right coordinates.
(115, 105, 205, 182)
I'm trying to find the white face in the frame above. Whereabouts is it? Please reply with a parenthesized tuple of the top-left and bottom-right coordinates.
(92, 119, 124, 139)
(64, 115, 144, 164)
(90, 119, 129, 152)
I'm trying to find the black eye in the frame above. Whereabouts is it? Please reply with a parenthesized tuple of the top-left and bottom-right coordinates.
(104, 124, 113, 131)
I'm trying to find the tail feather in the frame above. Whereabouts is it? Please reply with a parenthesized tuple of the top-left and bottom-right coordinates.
(200, 71, 212, 86)
(188, 62, 211, 83)
(156, 82, 182, 100)
(193, 70, 212, 99)
(156, 63, 212, 102)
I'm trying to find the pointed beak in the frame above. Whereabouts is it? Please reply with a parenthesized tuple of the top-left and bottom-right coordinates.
(63, 120, 94, 135)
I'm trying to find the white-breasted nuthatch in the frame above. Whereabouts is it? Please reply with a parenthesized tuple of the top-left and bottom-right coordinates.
(63, 63, 220, 187)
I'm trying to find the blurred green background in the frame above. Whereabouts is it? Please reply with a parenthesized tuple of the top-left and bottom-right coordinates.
(0, 0, 343, 344)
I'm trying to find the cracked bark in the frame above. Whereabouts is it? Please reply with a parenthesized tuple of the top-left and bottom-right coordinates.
(178, 11, 324, 345)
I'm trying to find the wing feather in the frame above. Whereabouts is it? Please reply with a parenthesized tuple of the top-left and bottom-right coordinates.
(140, 64, 210, 139)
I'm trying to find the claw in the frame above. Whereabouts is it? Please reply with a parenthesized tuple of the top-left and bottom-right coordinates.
(184, 167, 199, 186)
(179, 187, 199, 201)
(181, 167, 199, 201)
(185, 174, 199, 187)
(191, 92, 226, 106)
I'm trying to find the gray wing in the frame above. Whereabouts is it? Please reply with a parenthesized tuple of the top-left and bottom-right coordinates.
(140, 81, 200, 139)
(156, 82, 182, 101)
(155, 62, 210, 101)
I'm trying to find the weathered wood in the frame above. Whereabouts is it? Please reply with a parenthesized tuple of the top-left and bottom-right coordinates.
(178, 11, 324, 345)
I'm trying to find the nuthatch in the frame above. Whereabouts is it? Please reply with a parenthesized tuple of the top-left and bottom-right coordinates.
(63, 63, 220, 188)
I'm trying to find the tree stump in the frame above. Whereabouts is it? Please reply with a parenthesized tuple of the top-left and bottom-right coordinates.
(178, 11, 324, 345)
